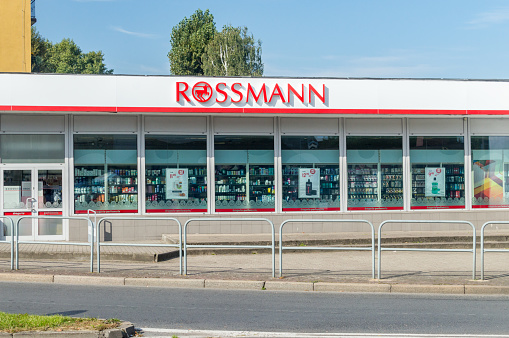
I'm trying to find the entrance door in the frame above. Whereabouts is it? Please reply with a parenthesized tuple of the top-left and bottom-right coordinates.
(2, 166, 64, 240)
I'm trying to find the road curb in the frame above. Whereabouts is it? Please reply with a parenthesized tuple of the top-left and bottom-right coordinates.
(204, 279, 265, 290)
(0, 273, 54, 283)
(125, 277, 205, 288)
(264, 281, 314, 291)
(465, 285, 509, 294)
(53, 275, 125, 286)
(391, 283, 465, 294)
(2, 273, 509, 295)
(314, 282, 391, 293)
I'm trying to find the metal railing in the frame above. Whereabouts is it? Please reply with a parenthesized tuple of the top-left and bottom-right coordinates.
(183, 218, 275, 277)
(96, 217, 183, 274)
(377, 220, 476, 280)
(15, 216, 94, 272)
(480, 221, 509, 280)
(0, 216, 15, 270)
(87, 209, 97, 244)
(279, 219, 375, 278)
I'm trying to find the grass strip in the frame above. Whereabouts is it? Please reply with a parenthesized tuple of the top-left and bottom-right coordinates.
(0, 311, 120, 333)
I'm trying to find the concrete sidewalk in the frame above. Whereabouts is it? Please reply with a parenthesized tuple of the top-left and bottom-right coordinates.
(0, 231, 509, 295)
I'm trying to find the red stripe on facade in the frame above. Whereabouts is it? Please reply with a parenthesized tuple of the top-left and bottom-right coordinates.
(146, 209, 207, 213)
(215, 208, 275, 212)
(38, 211, 63, 215)
(6, 105, 509, 115)
(472, 205, 509, 209)
(75, 209, 138, 214)
(411, 206, 465, 210)
(348, 207, 404, 211)
(4, 212, 31, 216)
(283, 207, 341, 212)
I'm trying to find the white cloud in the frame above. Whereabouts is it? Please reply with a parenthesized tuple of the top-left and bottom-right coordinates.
(467, 7, 509, 28)
(111, 26, 158, 39)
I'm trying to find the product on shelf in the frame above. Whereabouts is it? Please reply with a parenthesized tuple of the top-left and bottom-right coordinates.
(74, 166, 138, 211)
(411, 165, 464, 200)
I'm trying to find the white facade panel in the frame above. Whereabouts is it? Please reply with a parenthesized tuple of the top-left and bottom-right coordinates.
(377, 80, 468, 110)
(10, 74, 117, 109)
(144, 116, 207, 133)
(1, 115, 65, 132)
(470, 118, 509, 135)
(213, 117, 274, 134)
(73, 115, 138, 132)
(408, 118, 464, 135)
(466, 81, 509, 111)
(3, 74, 509, 113)
(345, 118, 403, 135)
(327, 80, 380, 109)
(280, 118, 339, 134)
(0, 74, 12, 110)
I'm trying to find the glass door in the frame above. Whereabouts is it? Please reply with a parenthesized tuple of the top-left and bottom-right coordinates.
(3, 169, 33, 240)
(2, 167, 64, 240)
(36, 169, 63, 239)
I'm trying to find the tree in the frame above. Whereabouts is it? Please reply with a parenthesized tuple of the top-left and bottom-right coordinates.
(31, 28, 52, 73)
(202, 25, 263, 77)
(31, 27, 113, 74)
(168, 9, 263, 77)
(168, 9, 216, 76)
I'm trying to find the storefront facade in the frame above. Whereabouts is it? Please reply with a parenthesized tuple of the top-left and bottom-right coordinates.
(1, 73, 509, 240)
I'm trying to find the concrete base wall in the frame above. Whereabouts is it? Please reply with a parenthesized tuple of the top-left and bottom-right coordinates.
(68, 209, 509, 242)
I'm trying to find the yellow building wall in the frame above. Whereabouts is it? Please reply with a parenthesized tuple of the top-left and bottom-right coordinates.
(0, 0, 31, 73)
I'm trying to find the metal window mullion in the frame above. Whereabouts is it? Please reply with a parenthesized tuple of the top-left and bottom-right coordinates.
(403, 117, 411, 211)
(209, 116, 215, 214)
(139, 115, 145, 215)
(275, 117, 282, 213)
(339, 118, 348, 212)
(464, 117, 472, 210)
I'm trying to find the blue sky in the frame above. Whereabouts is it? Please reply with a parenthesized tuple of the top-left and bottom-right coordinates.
(33, 0, 509, 79)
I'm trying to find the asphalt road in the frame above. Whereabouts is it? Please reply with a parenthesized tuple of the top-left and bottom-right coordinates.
(1, 282, 509, 336)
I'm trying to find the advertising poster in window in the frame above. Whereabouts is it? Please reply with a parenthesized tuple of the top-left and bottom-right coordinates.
(472, 160, 503, 200)
(425, 167, 445, 197)
(165, 169, 188, 199)
(298, 168, 320, 198)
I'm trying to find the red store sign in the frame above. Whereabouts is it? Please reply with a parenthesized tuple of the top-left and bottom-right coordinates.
(177, 82, 326, 105)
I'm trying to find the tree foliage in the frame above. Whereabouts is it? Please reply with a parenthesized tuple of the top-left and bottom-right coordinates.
(168, 10, 263, 77)
(31, 27, 113, 74)
(202, 25, 263, 77)
(168, 9, 216, 76)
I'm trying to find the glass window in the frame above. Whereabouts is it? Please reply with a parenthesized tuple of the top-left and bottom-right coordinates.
(282, 136, 339, 211)
(0, 135, 65, 163)
(410, 136, 465, 209)
(214, 135, 274, 212)
(74, 135, 138, 214)
(347, 136, 403, 210)
(145, 135, 207, 213)
(471, 136, 509, 208)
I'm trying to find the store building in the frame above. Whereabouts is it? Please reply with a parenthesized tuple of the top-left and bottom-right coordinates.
(1, 73, 509, 241)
